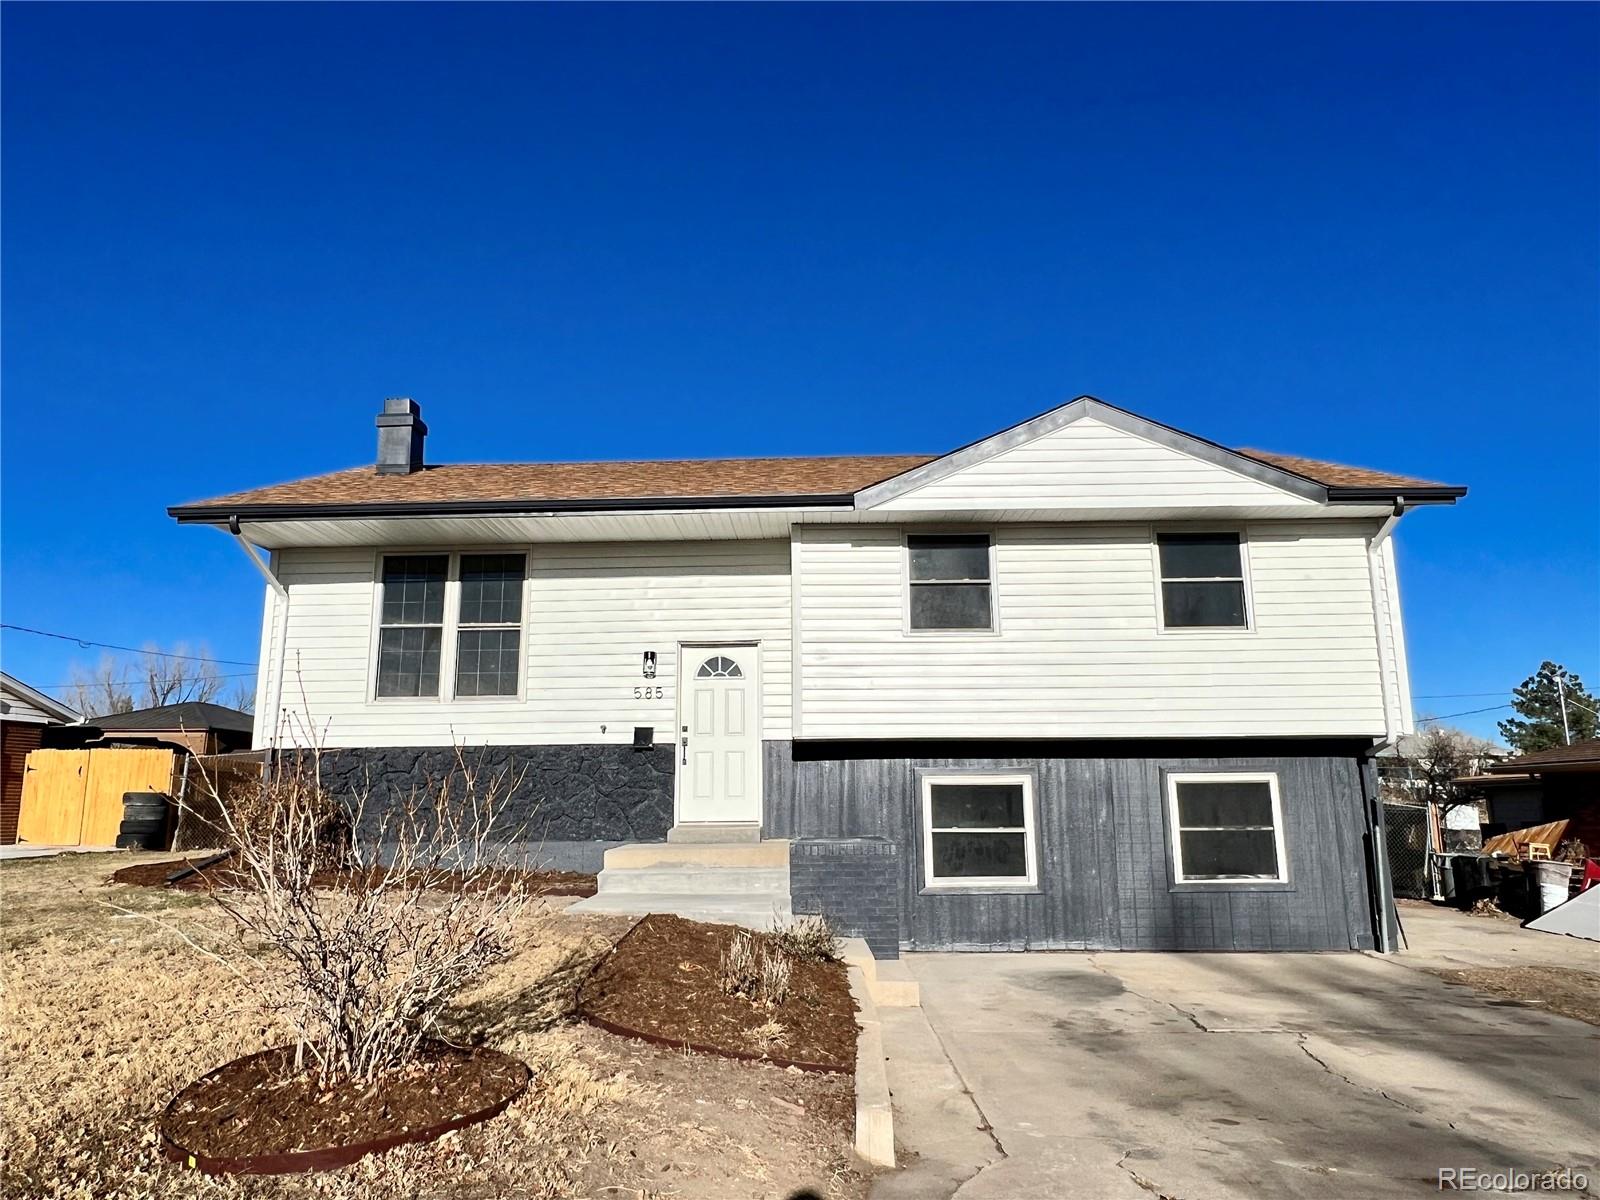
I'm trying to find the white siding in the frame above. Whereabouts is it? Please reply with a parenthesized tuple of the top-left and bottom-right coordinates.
(873, 416, 1320, 512)
(264, 541, 792, 748)
(0, 689, 58, 724)
(794, 520, 1388, 739)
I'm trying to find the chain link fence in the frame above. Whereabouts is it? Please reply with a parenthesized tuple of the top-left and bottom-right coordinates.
(1383, 802, 1434, 900)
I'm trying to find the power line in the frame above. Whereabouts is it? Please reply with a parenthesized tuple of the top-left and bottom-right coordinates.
(1416, 704, 1514, 722)
(1411, 691, 1508, 700)
(30, 671, 259, 693)
(1, 624, 258, 668)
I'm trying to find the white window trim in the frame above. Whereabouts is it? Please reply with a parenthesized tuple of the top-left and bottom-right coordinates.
(920, 772, 1037, 890)
(368, 547, 530, 704)
(1165, 771, 1289, 884)
(1151, 526, 1256, 635)
(902, 529, 1002, 637)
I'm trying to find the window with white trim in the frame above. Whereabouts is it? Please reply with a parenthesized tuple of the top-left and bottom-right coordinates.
(921, 774, 1036, 888)
(908, 534, 994, 631)
(376, 554, 447, 697)
(1157, 532, 1247, 628)
(1166, 773, 1287, 883)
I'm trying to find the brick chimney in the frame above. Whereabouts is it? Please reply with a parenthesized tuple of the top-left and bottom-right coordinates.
(375, 397, 427, 475)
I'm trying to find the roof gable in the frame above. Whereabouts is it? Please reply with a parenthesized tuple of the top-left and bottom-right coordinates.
(855, 397, 1327, 512)
(0, 672, 80, 724)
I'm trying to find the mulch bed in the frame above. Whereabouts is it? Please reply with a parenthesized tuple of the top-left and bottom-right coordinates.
(577, 914, 858, 1073)
(109, 856, 597, 898)
(159, 1041, 528, 1175)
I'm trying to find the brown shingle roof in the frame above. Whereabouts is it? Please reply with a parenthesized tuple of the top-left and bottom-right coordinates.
(1235, 450, 1458, 492)
(173, 447, 1461, 515)
(1492, 739, 1600, 772)
(179, 455, 938, 510)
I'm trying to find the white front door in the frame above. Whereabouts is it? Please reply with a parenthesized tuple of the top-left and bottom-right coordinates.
(677, 644, 761, 824)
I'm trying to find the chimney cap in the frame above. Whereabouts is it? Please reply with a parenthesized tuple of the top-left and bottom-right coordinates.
(382, 396, 420, 416)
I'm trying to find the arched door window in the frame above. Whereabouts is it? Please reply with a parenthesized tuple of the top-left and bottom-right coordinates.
(696, 655, 744, 679)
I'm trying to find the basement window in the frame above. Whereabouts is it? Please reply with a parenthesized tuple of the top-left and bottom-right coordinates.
(1166, 773, 1288, 883)
(921, 774, 1037, 889)
(376, 555, 447, 697)
(908, 534, 994, 631)
(1157, 533, 1248, 629)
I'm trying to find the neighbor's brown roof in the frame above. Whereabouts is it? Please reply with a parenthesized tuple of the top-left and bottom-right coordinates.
(175, 449, 1458, 512)
(1491, 739, 1600, 772)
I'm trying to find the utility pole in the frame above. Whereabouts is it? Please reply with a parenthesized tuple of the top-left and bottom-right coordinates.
(1556, 672, 1573, 746)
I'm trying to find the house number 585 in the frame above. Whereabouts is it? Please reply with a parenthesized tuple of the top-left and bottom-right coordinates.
(632, 686, 664, 700)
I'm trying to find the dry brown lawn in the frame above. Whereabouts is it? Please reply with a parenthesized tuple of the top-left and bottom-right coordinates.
(0, 852, 867, 1200)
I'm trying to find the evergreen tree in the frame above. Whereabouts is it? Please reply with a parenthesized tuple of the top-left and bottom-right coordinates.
(1498, 661, 1599, 753)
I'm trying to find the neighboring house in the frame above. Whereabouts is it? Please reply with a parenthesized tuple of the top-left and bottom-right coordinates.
(59, 702, 255, 755)
(169, 395, 1465, 953)
(1376, 734, 1509, 852)
(1483, 739, 1600, 853)
(0, 672, 80, 844)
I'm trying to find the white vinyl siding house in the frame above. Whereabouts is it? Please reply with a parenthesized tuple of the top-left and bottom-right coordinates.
(792, 519, 1390, 740)
(180, 394, 1462, 954)
(258, 539, 793, 748)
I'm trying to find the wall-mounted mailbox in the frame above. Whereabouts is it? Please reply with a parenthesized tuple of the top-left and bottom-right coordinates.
(632, 726, 654, 748)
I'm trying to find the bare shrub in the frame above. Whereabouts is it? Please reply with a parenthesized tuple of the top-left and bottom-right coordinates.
(771, 914, 842, 963)
(750, 1018, 789, 1055)
(719, 929, 760, 999)
(757, 947, 792, 1006)
(190, 747, 533, 1085)
(718, 928, 793, 1007)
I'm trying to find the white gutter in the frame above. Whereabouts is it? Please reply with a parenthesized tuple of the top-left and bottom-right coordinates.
(229, 517, 290, 754)
(1366, 499, 1407, 746)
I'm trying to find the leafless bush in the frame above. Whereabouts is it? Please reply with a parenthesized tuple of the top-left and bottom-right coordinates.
(189, 746, 533, 1086)
(758, 947, 792, 1005)
(719, 929, 760, 999)
(771, 914, 842, 963)
(718, 928, 792, 1007)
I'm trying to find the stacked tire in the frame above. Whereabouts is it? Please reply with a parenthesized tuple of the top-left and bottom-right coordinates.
(116, 792, 169, 851)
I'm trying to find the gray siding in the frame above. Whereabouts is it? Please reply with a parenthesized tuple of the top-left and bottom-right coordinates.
(764, 740, 1378, 952)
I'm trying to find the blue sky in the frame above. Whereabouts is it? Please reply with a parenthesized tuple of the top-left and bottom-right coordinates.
(3, 3, 1595, 738)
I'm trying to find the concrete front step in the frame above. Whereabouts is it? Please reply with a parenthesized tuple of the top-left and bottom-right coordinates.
(603, 840, 789, 870)
(566, 891, 794, 931)
(667, 822, 762, 844)
(594, 866, 791, 896)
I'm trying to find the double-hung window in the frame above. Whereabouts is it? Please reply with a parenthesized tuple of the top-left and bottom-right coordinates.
(1166, 772, 1287, 883)
(921, 774, 1037, 888)
(1157, 533, 1248, 629)
(455, 553, 525, 697)
(376, 555, 448, 698)
(374, 552, 526, 699)
(908, 534, 994, 631)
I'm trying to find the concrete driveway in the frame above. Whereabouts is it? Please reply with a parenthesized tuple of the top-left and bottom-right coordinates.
(877, 908, 1600, 1199)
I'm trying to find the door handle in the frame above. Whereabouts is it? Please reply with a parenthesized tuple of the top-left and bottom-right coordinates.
(681, 736, 689, 766)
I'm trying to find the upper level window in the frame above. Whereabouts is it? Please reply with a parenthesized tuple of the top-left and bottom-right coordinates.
(1166, 773, 1287, 883)
(375, 551, 526, 700)
(908, 534, 993, 631)
(376, 555, 447, 697)
(921, 774, 1037, 888)
(1157, 533, 1247, 628)
(455, 553, 526, 697)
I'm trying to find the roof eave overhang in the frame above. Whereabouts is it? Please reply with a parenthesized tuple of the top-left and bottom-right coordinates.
(169, 492, 860, 525)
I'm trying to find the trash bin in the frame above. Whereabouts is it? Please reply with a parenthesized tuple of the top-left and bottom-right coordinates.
(1528, 860, 1575, 915)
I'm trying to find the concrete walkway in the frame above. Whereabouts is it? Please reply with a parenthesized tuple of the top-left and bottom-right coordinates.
(877, 909, 1600, 1199)
(0, 844, 118, 861)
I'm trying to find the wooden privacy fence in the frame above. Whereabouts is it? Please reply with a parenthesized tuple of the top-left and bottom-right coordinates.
(15, 747, 179, 846)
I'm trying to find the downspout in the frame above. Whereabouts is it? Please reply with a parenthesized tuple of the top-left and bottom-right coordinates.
(1363, 499, 1406, 952)
(228, 517, 290, 770)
